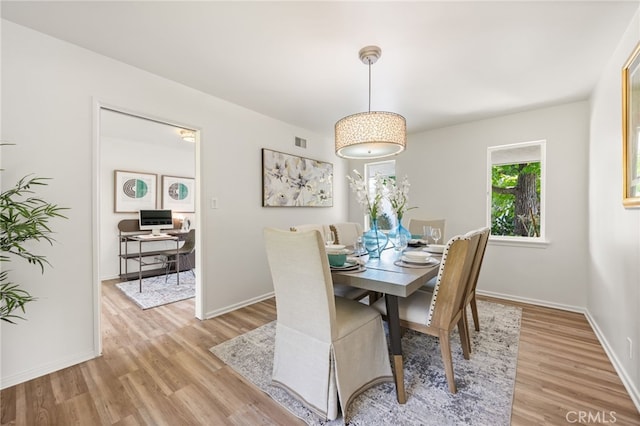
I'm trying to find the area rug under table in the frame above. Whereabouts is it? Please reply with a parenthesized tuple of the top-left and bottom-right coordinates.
(210, 300, 521, 425)
(116, 271, 195, 309)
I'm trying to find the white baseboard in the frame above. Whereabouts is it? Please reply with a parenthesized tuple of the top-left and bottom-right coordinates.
(204, 291, 275, 319)
(584, 310, 640, 413)
(0, 349, 97, 390)
(477, 289, 640, 413)
(476, 289, 586, 313)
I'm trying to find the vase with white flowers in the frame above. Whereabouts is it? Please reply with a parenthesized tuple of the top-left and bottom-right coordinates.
(384, 175, 415, 242)
(347, 170, 388, 258)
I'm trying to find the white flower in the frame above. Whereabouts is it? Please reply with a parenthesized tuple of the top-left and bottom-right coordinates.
(384, 175, 414, 218)
(347, 170, 384, 218)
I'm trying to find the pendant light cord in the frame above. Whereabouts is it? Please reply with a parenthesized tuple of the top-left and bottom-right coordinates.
(368, 59, 372, 113)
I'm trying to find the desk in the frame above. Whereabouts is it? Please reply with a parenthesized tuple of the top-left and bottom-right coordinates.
(125, 234, 182, 292)
(332, 248, 440, 404)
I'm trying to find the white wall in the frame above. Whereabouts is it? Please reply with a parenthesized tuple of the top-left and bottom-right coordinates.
(589, 8, 640, 408)
(351, 102, 590, 310)
(1, 21, 347, 387)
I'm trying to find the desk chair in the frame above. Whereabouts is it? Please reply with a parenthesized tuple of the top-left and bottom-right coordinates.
(158, 229, 196, 281)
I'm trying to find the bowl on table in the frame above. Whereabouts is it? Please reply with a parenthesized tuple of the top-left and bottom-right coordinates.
(402, 251, 432, 263)
(326, 244, 346, 253)
(328, 253, 347, 267)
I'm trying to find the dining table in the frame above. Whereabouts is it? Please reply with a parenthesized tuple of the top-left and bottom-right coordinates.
(331, 245, 441, 404)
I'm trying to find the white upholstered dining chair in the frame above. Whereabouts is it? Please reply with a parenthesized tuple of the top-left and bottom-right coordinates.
(264, 228, 393, 420)
(370, 232, 479, 393)
(291, 224, 368, 301)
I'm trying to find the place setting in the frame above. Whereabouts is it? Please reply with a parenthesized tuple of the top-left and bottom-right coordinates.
(326, 238, 366, 272)
(421, 227, 445, 255)
(395, 250, 440, 269)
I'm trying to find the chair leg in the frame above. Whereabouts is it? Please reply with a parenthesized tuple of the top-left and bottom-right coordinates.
(181, 253, 196, 277)
(163, 255, 171, 283)
(470, 294, 480, 332)
(458, 315, 471, 359)
(438, 330, 457, 393)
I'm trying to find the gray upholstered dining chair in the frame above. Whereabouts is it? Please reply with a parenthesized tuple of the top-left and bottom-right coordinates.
(157, 229, 196, 281)
(370, 232, 479, 393)
(408, 218, 446, 243)
(461, 226, 490, 337)
(264, 228, 393, 420)
(329, 222, 363, 246)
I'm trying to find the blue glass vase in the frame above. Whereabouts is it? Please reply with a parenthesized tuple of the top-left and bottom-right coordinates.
(396, 215, 412, 241)
(388, 214, 412, 243)
(363, 219, 388, 258)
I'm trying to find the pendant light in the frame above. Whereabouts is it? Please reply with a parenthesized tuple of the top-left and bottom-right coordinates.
(335, 45, 406, 159)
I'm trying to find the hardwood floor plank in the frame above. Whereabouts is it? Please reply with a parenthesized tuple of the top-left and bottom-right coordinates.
(0, 284, 638, 425)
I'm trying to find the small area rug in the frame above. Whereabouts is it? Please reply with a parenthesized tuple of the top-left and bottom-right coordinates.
(116, 271, 195, 309)
(210, 300, 521, 425)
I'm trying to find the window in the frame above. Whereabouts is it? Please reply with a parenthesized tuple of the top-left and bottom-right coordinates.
(364, 160, 396, 231)
(487, 141, 546, 242)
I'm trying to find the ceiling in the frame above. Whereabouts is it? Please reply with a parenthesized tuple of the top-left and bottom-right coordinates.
(2, 1, 637, 138)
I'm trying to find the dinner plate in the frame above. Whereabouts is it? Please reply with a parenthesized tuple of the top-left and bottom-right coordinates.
(401, 255, 438, 265)
(330, 261, 361, 271)
(402, 251, 431, 262)
(394, 259, 438, 269)
(423, 244, 446, 254)
(407, 239, 426, 247)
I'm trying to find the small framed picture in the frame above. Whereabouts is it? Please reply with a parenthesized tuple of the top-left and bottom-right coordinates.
(114, 170, 157, 213)
(162, 175, 195, 212)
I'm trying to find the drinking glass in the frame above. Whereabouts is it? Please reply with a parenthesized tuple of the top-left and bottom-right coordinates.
(355, 236, 365, 255)
(325, 231, 335, 246)
(430, 228, 442, 245)
(394, 234, 408, 254)
(423, 225, 432, 244)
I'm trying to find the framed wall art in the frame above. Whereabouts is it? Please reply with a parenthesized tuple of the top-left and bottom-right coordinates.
(622, 41, 640, 208)
(262, 148, 333, 207)
(162, 175, 195, 212)
(114, 170, 157, 213)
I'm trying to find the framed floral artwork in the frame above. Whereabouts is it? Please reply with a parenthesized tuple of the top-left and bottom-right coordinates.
(262, 148, 333, 207)
(623, 41, 640, 208)
(162, 175, 195, 212)
(114, 170, 157, 213)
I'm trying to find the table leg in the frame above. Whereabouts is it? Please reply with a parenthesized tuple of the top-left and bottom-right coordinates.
(176, 239, 180, 285)
(385, 294, 406, 404)
(138, 241, 143, 292)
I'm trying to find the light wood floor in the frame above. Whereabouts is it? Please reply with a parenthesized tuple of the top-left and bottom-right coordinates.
(1, 280, 639, 425)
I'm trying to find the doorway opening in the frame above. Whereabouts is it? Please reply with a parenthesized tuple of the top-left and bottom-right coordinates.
(93, 103, 202, 354)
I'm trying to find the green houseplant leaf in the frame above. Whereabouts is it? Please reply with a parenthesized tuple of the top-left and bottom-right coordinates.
(1, 145, 68, 323)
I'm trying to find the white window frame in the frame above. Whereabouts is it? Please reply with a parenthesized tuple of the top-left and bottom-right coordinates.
(487, 140, 549, 248)
(364, 160, 396, 231)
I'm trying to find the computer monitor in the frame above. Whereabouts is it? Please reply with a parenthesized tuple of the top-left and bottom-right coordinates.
(139, 209, 173, 235)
